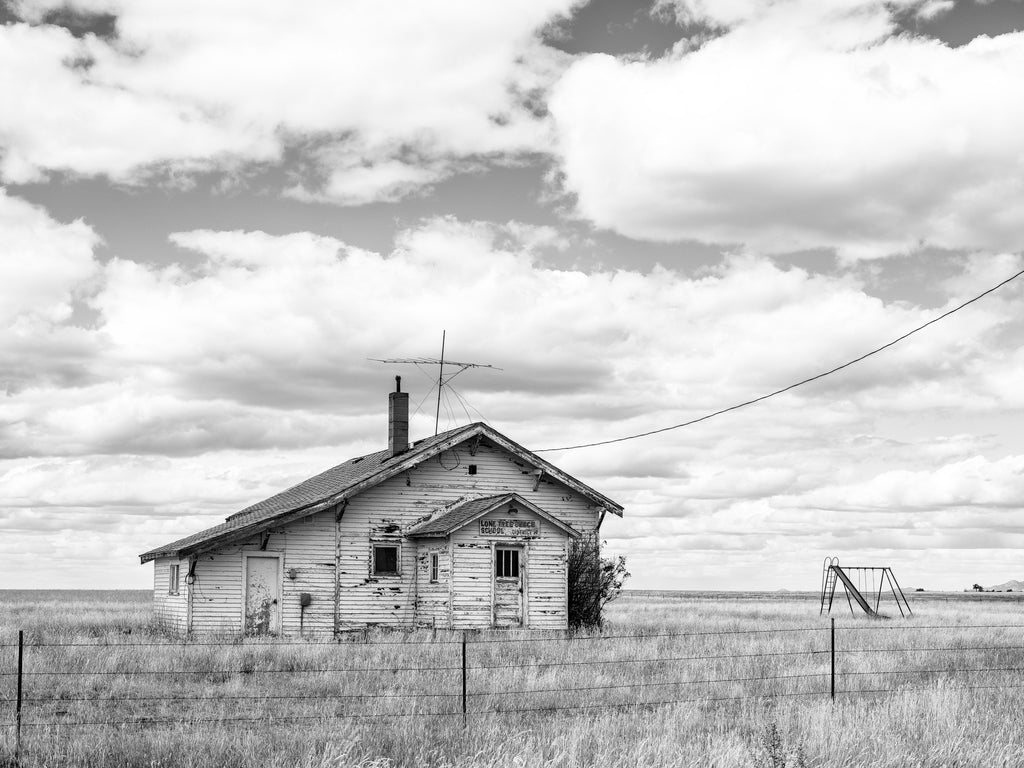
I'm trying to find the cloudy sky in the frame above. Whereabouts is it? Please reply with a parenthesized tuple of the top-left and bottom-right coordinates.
(4, 0, 1024, 593)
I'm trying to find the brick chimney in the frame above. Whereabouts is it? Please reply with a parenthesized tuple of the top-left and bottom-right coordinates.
(388, 376, 409, 457)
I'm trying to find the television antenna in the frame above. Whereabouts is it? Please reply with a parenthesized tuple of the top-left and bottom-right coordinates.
(370, 330, 501, 435)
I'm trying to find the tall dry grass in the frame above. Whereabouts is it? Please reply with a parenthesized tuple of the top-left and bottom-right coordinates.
(1, 589, 1023, 767)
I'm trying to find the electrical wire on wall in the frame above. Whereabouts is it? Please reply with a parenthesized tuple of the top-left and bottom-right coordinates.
(437, 447, 461, 472)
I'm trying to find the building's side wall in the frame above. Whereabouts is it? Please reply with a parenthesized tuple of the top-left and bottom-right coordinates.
(523, 523, 570, 630)
(189, 509, 337, 635)
(152, 557, 188, 633)
(448, 505, 569, 629)
(336, 439, 598, 627)
(189, 546, 244, 633)
(278, 509, 336, 635)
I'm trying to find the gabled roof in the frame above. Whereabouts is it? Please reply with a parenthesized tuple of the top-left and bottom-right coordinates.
(407, 493, 581, 538)
(139, 422, 622, 564)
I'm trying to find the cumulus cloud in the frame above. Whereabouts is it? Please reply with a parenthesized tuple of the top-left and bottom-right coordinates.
(550, 0, 1024, 258)
(0, 0, 574, 200)
(0, 23, 265, 183)
(0, 189, 99, 326)
(4, 200, 1024, 588)
(0, 190, 103, 396)
(6, 216, 1022, 464)
(657, 0, 948, 32)
(783, 454, 1024, 512)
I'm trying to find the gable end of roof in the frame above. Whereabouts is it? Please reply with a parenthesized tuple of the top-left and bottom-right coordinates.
(406, 492, 581, 538)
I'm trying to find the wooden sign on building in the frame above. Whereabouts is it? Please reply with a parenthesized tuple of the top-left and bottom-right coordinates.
(479, 518, 539, 537)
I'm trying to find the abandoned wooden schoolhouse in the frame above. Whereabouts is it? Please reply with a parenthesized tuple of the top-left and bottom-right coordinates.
(140, 379, 623, 635)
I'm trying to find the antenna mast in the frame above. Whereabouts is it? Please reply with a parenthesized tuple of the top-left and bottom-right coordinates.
(370, 332, 500, 435)
(435, 331, 446, 435)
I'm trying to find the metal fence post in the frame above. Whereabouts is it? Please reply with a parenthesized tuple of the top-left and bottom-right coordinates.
(830, 617, 835, 702)
(461, 631, 468, 729)
(15, 629, 23, 764)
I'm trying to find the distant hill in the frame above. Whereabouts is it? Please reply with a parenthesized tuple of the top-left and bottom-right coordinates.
(987, 579, 1024, 592)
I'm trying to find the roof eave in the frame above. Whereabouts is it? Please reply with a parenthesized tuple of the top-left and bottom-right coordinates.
(139, 494, 345, 564)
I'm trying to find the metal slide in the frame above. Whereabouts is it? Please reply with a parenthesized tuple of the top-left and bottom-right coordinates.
(829, 565, 876, 616)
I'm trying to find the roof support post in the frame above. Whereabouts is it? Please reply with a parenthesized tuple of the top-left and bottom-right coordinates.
(333, 500, 348, 637)
(186, 556, 198, 636)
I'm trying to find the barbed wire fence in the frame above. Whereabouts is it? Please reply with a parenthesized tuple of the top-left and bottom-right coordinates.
(2, 621, 1024, 761)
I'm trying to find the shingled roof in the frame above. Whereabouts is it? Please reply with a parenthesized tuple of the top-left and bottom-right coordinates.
(407, 493, 581, 538)
(139, 422, 622, 563)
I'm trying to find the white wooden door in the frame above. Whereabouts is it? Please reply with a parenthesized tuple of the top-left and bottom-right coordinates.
(493, 546, 524, 628)
(244, 555, 280, 635)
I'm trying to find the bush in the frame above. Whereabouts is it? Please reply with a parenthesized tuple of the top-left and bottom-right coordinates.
(567, 533, 629, 630)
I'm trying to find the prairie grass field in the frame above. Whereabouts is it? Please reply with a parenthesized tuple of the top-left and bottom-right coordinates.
(1, 588, 1023, 767)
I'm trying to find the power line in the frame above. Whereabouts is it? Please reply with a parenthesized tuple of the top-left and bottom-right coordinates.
(536, 266, 1024, 452)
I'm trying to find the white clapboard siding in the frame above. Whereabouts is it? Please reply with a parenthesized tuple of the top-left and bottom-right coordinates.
(449, 537, 492, 629)
(190, 524, 335, 635)
(152, 557, 187, 632)
(279, 510, 335, 636)
(175, 437, 603, 634)
(524, 526, 569, 629)
(190, 545, 245, 633)
(414, 543, 451, 628)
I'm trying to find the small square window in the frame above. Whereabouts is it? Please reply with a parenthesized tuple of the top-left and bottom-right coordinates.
(373, 545, 399, 576)
(430, 553, 439, 583)
(495, 548, 519, 579)
(168, 564, 180, 595)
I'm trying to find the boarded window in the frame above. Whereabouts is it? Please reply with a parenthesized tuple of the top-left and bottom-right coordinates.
(373, 544, 399, 576)
(495, 547, 520, 579)
(430, 553, 439, 583)
(168, 564, 180, 595)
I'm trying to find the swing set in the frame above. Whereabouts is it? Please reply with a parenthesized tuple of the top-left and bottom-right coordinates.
(819, 556, 913, 618)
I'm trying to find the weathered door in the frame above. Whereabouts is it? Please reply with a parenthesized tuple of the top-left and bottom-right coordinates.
(244, 555, 280, 635)
(493, 546, 524, 628)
